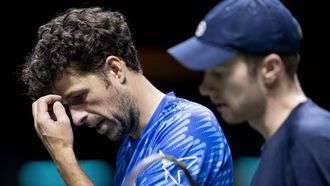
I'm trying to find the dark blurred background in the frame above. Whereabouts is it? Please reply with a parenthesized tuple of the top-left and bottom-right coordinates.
(1, 0, 329, 185)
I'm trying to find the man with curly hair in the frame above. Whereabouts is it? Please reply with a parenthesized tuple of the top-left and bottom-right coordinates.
(20, 7, 233, 185)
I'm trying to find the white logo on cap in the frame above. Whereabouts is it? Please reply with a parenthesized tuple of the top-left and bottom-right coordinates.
(195, 21, 207, 37)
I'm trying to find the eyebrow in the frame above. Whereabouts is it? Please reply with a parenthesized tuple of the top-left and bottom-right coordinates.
(66, 88, 87, 97)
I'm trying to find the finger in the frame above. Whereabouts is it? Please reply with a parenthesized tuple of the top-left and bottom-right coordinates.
(32, 101, 38, 124)
(32, 100, 43, 130)
(43, 94, 62, 104)
(37, 95, 62, 121)
(53, 101, 70, 123)
(40, 94, 62, 110)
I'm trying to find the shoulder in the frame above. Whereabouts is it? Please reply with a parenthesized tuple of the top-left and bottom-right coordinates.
(289, 100, 330, 139)
(158, 96, 225, 137)
(267, 100, 330, 161)
(169, 97, 218, 121)
(288, 100, 330, 157)
(164, 98, 223, 133)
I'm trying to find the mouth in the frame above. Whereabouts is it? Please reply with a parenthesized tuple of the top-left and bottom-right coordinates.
(215, 103, 227, 112)
(85, 118, 103, 128)
(95, 119, 107, 134)
(211, 98, 226, 107)
(96, 119, 105, 129)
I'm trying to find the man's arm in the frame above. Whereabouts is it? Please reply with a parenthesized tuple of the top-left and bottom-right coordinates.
(51, 147, 93, 186)
(32, 95, 94, 186)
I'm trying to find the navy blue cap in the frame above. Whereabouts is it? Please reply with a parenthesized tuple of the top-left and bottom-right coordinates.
(167, 0, 302, 70)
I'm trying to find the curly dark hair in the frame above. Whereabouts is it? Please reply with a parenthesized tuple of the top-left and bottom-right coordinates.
(20, 7, 142, 100)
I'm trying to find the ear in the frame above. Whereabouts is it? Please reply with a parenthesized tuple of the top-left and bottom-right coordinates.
(261, 53, 282, 84)
(104, 55, 126, 84)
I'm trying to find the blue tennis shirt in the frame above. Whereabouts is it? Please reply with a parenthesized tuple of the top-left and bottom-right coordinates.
(114, 92, 233, 185)
(251, 99, 330, 186)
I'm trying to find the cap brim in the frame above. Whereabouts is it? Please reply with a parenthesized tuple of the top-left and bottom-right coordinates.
(167, 37, 236, 70)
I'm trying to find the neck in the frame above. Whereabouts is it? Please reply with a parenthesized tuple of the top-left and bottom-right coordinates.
(129, 74, 165, 139)
(250, 75, 307, 140)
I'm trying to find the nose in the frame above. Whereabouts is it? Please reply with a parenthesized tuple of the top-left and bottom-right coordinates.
(69, 108, 88, 126)
(199, 77, 213, 97)
(199, 82, 208, 97)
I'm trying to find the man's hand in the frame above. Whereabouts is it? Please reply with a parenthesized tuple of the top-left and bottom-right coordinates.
(32, 94, 73, 156)
(31, 94, 93, 185)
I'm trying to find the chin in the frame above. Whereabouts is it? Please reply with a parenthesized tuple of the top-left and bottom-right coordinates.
(106, 132, 124, 141)
(107, 135, 121, 141)
(222, 115, 246, 125)
(226, 121, 245, 125)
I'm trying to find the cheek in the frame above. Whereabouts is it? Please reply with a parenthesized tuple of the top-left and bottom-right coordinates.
(223, 80, 249, 98)
(225, 78, 263, 106)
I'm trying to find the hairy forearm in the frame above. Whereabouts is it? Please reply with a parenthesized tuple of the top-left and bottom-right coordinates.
(52, 147, 94, 186)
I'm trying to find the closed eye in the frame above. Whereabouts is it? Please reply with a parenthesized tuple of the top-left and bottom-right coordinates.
(67, 91, 87, 105)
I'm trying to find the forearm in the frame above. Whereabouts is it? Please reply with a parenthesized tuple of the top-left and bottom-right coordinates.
(31, 97, 91, 185)
(52, 147, 94, 186)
